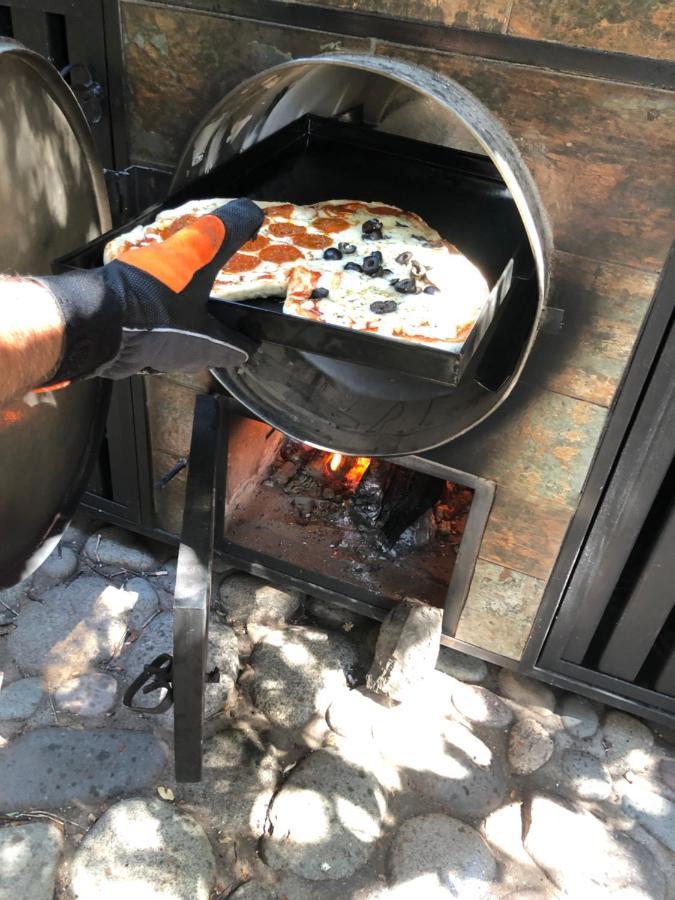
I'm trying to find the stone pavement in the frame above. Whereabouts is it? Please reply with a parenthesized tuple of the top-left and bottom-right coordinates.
(0, 518, 673, 899)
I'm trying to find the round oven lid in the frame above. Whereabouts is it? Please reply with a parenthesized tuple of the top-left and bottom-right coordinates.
(175, 55, 551, 457)
(0, 39, 111, 587)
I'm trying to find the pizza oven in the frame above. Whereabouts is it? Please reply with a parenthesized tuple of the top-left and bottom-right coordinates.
(60, 53, 551, 458)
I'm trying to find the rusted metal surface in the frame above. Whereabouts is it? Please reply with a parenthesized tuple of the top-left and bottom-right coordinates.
(509, 0, 675, 61)
(527, 252, 658, 407)
(375, 43, 675, 272)
(121, 3, 369, 165)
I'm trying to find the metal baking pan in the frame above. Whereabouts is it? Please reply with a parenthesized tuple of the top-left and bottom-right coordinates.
(208, 258, 513, 387)
(55, 115, 533, 388)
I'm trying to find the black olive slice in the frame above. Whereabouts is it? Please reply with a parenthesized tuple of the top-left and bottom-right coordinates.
(362, 251, 383, 276)
(310, 287, 329, 299)
(362, 218, 382, 234)
(394, 278, 417, 294)
(370, 300, 398, 314)
(338, 242, 356, 254)
(381, 268, 393, 277)
(424, 285, 439, 294)
(323, 247, 342, 260)
(344, 262, 363, 273)
(395, 251, 413, 265)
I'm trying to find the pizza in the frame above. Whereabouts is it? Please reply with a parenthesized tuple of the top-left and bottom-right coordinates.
(104, 198, 489, 348)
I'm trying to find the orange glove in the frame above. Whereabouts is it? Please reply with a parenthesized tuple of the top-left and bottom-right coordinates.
(38, 198, 264, 383)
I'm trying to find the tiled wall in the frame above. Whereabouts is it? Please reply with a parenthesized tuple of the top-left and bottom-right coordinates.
(120, 0, 675, 660)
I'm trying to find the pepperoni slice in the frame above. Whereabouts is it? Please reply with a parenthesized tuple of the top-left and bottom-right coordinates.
(294, 232, 332, 250)
(264, 203, 295, 218)
(240, 233, 270, 252)
(224, 253, 260, 272)
(320, 202, 365, 215)
(259, 244, 305, 263)
(268, 222, 307, 238)
(312, 217, 350, 234)
(368, 205, 404, 217)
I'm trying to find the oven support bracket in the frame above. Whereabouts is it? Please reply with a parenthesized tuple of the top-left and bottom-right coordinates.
(172, 393, 224, 782)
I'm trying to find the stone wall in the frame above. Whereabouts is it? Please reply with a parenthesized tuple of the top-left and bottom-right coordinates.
(120, 0, 675, 660)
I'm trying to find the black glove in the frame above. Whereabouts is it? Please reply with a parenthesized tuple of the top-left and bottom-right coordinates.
(38, 198, 264, 384)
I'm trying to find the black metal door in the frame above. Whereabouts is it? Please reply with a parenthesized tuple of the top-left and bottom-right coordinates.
(527, 245, 675, 721)
(0, 0, 127, 168)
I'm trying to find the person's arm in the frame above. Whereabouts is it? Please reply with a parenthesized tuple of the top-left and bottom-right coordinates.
(0, 198, 264, 406)
(0, 276, 64, 404)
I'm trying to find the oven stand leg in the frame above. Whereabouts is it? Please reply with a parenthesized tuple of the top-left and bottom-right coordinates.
(173, 393, 223, 782)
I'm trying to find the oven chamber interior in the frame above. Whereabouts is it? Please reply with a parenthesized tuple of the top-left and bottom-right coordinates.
(172, 54, 552, 456)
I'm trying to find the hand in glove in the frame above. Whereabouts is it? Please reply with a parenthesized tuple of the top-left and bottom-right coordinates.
(38, 198, 264, 384)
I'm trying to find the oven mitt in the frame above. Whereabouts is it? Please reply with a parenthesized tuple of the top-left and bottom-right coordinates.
(37, 198, 265, 385)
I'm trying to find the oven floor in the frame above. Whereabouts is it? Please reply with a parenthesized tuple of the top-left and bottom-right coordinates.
(225, 479, 457, 608)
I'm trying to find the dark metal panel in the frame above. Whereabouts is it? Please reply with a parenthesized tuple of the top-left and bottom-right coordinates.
(172, 394, 222, 782)
(9, 7, 55, 59)
(105, 380, 143, 523)
(152, 0, 675, 90)
(555, 312, 675, 665)
(598, 498, 675, 681)
(655, 645, 675, 698)
(522, 243, 675, 671)
(101, 0, 129, 169)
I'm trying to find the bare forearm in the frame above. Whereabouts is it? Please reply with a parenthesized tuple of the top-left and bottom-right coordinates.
(0, 276, 64, 404)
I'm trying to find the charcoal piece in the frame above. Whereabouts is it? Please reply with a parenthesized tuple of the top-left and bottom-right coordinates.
(397, 509, 436, 551)
(349, 460, 394, 527)
(378, 470, 444, 547)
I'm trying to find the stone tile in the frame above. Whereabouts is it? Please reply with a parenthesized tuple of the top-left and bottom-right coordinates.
(452, 682, 514, 728)
(262, 748, 386, 880)
(53, 672, 119, 717)
(454, 560, 545, 660)
(389, 813, 498, 899)
(0, 822, 63, 900)
(527, 252, 657, 408)
(217, 573, 303, 628)
(69, 798, 215, 900)
(561, 750, 611, 801)
(250, 626, 359, 730)
(7, 575, 135, 687)
(375, 42, 675, 272)
(523, 793, 665, 898)
(508, 718, 554, 774)
(437, 645, 489, 683)
(0, 727, 168, 812)
(121, 4, 369, 165)
(123, 577, 161, 631)
(178, 728, 279, 839)
(508, 0, 675, 60)
(84, 527, 158, 572)
(0, 677, 44, 720)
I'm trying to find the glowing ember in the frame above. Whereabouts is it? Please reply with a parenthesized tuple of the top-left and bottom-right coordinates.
(329, 452, 343, 473)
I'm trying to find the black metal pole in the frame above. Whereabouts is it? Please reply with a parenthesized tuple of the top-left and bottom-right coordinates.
(172, 393, 222, 782)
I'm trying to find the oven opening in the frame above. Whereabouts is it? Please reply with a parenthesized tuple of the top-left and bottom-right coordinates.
(221, 411, 494, 630)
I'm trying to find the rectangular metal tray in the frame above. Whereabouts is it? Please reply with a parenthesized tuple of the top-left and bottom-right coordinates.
(55, 115, 533, 388)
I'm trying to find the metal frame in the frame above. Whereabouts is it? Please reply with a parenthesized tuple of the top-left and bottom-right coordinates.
(172, 393, 223, 782)
(522, 244, 675, 723)
(215, 402, 496, 642)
